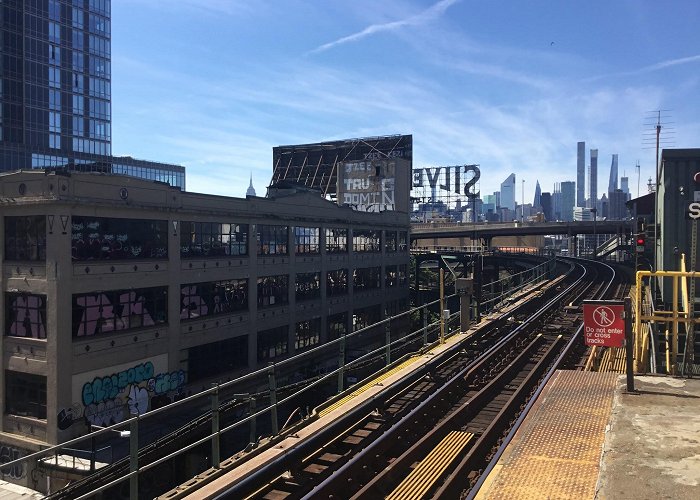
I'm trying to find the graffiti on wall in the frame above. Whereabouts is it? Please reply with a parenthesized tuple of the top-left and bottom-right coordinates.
(6, 295, 46, 339)
(75, 291, 156, 336)
(62, 358, 186, 429)
(0, 445, 26, 480)
(338, 160, 397, 213)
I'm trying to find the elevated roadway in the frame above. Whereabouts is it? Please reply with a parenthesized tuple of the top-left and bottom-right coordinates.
(411, 220, 630, 243)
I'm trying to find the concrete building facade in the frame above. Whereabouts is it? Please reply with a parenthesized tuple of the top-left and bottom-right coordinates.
(0, 170, 410, 489)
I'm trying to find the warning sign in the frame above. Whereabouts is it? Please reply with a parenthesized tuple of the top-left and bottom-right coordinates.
(583, 301, 625, 347)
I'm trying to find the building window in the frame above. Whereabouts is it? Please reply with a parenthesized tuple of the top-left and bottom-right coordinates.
(180, 221, 248, 258)
(72, 6, 84, 29)
(257, 225, 288, 255)
(353, 267, 381, 292)
(4, 216, 46, 261)
(257, 275, 289, 308)
(399, 231, 408, 252)
(385, 265, 398, 288)
(295, 272, 321, 301)
(353, 229, 381, 253)
(257, 326, 288, 362)
(49, 0, 61, 21)
(49, 66, 61, 88)
(5, 371, 47, 420)
(188, 336, 248, 383)
(399, 264, 408, 286)
(48, 21, 60, 43)
(180, 279, 248, 320)
(327, 312, 348, 341)
(353, 305, 381, 332)
(294, 226, 320, 254)
(385, 299, 408, 318)
(49, 89, 61, 111)
(385, 231, 397, 252)
(5, 293, 47, 339)
(71, 216, 168, 260)
(72, 287, 168, 337)
(295, 318, 321, 352)
(325, 228, 348, 253)
(326, 269, 348, 297)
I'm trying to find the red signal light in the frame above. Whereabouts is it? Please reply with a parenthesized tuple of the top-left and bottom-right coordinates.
(636, 236, 645, 246)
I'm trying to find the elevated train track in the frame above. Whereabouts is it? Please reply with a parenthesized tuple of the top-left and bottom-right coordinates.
(206, 258, 626, 500)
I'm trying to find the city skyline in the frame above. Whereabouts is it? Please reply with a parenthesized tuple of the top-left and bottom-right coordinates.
(108, 1, 698, 202)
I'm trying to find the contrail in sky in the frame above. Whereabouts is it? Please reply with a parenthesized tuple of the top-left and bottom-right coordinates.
(309, 0, 460, 55)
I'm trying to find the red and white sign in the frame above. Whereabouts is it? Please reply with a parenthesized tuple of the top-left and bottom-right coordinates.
(583, 302, 625, 347)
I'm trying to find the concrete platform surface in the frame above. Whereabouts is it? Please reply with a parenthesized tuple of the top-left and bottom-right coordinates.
(478, 371, 700, 500)
(597, 375, 700, 500)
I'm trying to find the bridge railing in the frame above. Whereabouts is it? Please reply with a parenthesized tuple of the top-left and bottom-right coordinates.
(3, 296, 464, 500)
(480, 256, 554, 312)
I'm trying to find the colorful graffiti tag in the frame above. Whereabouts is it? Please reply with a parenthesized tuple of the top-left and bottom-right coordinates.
(64, 360, 186, 428)
(75, 290, 158, 337)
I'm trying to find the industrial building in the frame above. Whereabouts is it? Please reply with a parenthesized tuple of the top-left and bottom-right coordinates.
(0, 169, 410, 489)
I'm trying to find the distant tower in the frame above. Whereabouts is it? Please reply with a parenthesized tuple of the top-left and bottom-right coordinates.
(588, 149, 598, 209)
(620, 175, 630, 200)
(500, 173, 516, 211)
(558, 181, 576, 222)
(607, 154, 618, 193)
(246, 174, 257, 197)
(577, 142, 586, 207)
(533, 180, 542, 208)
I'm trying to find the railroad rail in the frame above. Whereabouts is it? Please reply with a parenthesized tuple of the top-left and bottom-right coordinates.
(206, 258, 625, 499)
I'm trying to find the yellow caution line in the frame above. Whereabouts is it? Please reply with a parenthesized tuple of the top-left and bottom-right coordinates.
(387, 430, 474, 500)
(318, 357, 419, 417)
(318, 333, 464, 418)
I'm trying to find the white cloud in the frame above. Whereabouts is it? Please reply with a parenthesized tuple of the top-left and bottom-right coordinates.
(309, 0, 461, 54)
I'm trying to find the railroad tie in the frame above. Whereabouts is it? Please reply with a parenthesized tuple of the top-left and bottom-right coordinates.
(386, 430, 474, 500)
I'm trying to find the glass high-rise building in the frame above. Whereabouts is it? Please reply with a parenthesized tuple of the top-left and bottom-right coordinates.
(0, 0, 185, 188)
(588, 149, 598, 209)
(607, 154, 618, 194)
(500, 173, 516, 211)
(576, 142, 585, 208)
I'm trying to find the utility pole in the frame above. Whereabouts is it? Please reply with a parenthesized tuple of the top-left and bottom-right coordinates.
(521, 179, 525, 223)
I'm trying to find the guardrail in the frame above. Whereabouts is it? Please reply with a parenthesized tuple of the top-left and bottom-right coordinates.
(5, 253, 553, 499)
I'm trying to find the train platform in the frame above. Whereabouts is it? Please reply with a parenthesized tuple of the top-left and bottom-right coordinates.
(477, 371, 700, 499)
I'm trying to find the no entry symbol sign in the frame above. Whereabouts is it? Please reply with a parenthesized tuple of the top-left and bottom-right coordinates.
(583, 301, 625, 347)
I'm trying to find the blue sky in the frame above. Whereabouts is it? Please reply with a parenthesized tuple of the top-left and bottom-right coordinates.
(111, 0, 700, 203)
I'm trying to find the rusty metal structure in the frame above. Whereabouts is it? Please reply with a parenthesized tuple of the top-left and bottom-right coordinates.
(271, 135, 412, 200)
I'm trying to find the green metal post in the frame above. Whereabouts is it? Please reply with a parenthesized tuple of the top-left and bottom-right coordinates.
(385, 321, 391, 365)
(129, 416, 139, 500)
(268, 365, 279, 435)
(211, 383, 220, 469)
(249, 397, 256, 445)
(338, 333, 346, 393)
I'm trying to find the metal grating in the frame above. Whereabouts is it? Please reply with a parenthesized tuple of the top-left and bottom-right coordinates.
(483, 370, 617, 500)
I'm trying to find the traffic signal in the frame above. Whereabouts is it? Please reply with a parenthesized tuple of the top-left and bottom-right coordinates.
(635, 233, 646, 253)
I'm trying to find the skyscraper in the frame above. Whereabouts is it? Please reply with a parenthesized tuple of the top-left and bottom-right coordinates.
(607, 154, 618, 193)
(0, 0, 185, 187)
(533, 180, 541, 209)
(588, 149, 598, 209)
(540, 192, 552, 221)
(560, 181, 575, 221)
(577, 142, 586, 207)
(620, 176, 630, 200)
(500, 173, 516, 212)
